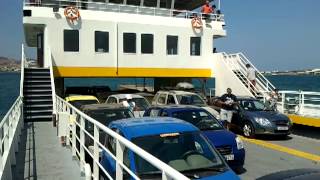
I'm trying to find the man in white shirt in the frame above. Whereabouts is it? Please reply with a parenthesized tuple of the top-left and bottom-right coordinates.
(246, 64, 256, 89)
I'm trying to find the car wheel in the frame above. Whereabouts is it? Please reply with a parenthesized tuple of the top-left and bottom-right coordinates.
(243, 122, 255, 138)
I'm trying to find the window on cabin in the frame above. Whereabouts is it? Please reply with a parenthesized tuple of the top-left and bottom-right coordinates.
(190, 37, 201, 56)
(95, 31, 109, 53)
(141, 34, 154, 54)
(64, 30, 79, 52)
(123, 33, 136, 53)
(144, 0, 157, 7)
(166, 35, 178, 55)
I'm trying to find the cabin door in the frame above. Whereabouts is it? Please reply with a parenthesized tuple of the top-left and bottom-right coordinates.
(37, 33, 44, 67)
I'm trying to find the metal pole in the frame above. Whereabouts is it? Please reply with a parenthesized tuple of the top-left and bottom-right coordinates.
(281, 93, 285, 113)
(218, 0, 221, 10)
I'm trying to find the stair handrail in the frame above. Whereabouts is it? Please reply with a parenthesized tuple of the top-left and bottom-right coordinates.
(235, 54, 271, 93)
(48, 47, 57, 117)
(229, 54, 264, 96)
(237, 53, 276, 92)
(19, 44, 25, 97)
(222, 53, 260, 97)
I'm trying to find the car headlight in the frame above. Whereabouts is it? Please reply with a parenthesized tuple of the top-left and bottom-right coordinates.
(235, 136, 244, 150)
(255, 118, 272, 126)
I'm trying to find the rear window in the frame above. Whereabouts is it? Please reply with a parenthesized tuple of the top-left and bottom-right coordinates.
(176, 94, 206, 105)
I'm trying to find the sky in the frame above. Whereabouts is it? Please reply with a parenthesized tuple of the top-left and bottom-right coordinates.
(0, 0, 319, 71)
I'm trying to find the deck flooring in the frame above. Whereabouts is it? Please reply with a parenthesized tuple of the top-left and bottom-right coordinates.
(13, 121, 84, 180)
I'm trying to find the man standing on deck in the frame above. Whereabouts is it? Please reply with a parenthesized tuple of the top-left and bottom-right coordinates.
(218, 88, 238, 130)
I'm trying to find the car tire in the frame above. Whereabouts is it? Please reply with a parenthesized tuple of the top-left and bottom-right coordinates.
(243, 121, 255, 138)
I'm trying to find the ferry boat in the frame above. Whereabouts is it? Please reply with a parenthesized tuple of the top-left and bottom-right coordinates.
(1, 0, 319, 179)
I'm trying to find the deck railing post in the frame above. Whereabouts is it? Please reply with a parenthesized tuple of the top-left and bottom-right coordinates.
(93, 124, 100, 179)
(115, 139, 124, 180)
(300, 92, 305, 115)
(281, 92, 285, 113)
(80, 116, 85, 172)
(72, 117, 77, 157)
(0, 127, 3, 174)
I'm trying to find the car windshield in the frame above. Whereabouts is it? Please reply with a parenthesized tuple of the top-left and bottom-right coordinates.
(120, 98, 151, 111)
(69, 100, 98, 109)
(240, 100, 270, 111)
(172, 110, 223, 130)
(133, 131, 225, 175)
(176, 94, 206, 106)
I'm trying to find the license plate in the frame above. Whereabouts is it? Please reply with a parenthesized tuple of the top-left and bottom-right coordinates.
(224, 154, 234, 161)
(277, 126, 289, 130)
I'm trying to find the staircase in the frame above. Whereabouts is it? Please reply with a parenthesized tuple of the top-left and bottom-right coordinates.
(221, 52, 276, 99)
(23, 68, 53, 122)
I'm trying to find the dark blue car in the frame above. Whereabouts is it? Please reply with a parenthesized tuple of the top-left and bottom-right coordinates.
(100, 117, 240, 180)
(144, 105, 245, 171)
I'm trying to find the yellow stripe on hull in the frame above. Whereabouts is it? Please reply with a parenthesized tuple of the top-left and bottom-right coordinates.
(288, 114, 320, 128)
(53, 66, 213, 78)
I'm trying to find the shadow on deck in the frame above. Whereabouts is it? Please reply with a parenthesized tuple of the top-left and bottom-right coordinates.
(12, 122, 84, 180)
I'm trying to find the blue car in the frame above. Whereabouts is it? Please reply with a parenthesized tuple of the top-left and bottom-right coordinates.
(144, 105, 245, 171)
(100, 117, 240, 180)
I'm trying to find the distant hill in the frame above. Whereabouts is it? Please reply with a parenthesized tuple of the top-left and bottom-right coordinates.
(0, 57, 20, 72)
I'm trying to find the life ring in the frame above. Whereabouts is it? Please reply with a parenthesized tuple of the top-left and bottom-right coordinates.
(191, 17, 203, 29)
(64, 6, 80, 23)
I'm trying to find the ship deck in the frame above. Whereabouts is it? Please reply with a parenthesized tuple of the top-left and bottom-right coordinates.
(240, 125, 320, 179)
(10, 121, 320, 180)
(13, 121, 84, 180)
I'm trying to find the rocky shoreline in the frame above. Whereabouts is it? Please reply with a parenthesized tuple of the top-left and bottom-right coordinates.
(0, 57, 20, 72)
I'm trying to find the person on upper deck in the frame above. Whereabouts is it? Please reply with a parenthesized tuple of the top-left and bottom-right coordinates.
(201, 0, 213, 19)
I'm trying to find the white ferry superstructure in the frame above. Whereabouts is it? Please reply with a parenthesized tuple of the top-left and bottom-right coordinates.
(0, 0, 319, 179)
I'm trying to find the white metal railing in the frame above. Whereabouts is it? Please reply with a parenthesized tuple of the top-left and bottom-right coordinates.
(48, 48, 57, 117)
(19, 45, 26, 97)
(222, 52, 261, 97)
(222, 52, 277, 98)
(0, 96, 24, 180)
(55, 95, 189, 180)
(238, 53, 276, 93)
(277, 90, 320, 117)
(24, 0, 224, 21)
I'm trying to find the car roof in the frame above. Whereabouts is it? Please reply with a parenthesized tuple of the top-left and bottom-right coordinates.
(157, 90, 197, 95)
(109, 94, 144, 99)
(80, 103, 128, 111)
(65, 95, 99, 102)
(109, 117, 198, 139)
(149, 105, 203, 111)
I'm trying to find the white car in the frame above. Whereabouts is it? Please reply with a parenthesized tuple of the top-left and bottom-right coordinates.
(152, 90, 220, 119)
(105, 94, 151, 117)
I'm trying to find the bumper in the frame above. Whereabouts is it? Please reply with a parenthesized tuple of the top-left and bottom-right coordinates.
(254, 124, 292, 135)
(227, 148, 245, 169)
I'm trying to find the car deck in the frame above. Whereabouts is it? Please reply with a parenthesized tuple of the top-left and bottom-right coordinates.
(239, 127, 320, 179)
